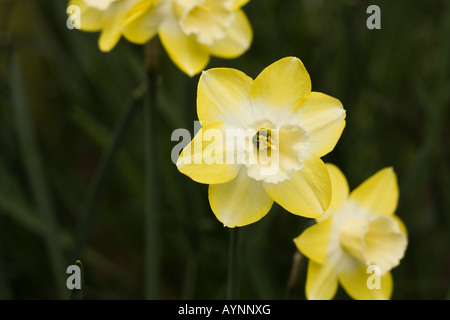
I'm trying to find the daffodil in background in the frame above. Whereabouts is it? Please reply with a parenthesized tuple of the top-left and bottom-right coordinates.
(294, 164, 408, 300)
(122, 0, 253, 76)
(68, 0, 140, 52)
(68, 0, 253, 76)
(176, 57, 346, 227)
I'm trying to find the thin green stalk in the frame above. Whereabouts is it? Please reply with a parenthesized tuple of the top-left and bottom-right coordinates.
(73, 88, 144, 262)
(10, 56, 66, 298)
(227, 227, 241, 300)
(144, 37, 160, 300)
(284, 250, 303, 299)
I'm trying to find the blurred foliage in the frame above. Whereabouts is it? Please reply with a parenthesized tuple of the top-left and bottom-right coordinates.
(0, 0, 449, 299)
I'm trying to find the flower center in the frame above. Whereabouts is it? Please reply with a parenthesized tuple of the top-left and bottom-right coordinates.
(252, 129, 277, 153)
(245, 123, 309, 184)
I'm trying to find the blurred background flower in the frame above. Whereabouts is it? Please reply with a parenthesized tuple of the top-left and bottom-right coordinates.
(68, 0, 140, 52)
(122, 0, 253, 76)
(0, 0, 449, 299)
(294, 164, 407, 300)
(68, 0, 253, 76)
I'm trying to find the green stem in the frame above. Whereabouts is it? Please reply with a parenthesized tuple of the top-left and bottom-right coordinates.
(144, 37, 160, 300)
(227, 227, 241, 300)
(284, 250, 303, 299)
(73, 88, 143, 262)
(10, 56, 66, 298)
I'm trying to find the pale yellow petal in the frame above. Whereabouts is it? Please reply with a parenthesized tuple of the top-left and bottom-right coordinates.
(98, 1, 135, 52)
(263, 156, 331, 218)
(69, 0, 102, 31)
(197, 68, 254, 128)
(209, 168, 273, 227)
(319, 163, 349, 222)
(293, 217, 333, 264)
(159, 15, 210, 76)
(83, 0, 117, 10)
(339, 264, 393, 300)
(231, 0, 250, 10)
(176, 122, 242, 184)
(305, 260, 339, 300)
(98, 25, 121, 52)
(349, 167, 399, 216)
(250, 57, 311, 124)
(292, 92, 346, 157)
(208, 10, 252, 59)
(122, 0, 167, 44)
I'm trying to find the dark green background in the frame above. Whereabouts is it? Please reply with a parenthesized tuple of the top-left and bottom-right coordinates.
(0, 0, 449, 299)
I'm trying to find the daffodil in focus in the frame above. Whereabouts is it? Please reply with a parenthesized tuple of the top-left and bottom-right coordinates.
(121, 0, 253, 76)
(294, 164, 408, 300)
(68, 0, 140, 52)
(176, 57, 346, 227)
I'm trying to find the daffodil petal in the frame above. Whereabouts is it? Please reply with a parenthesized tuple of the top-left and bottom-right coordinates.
(250, 57, 311, 124)
(197, 67, 254, 128)
(69, 0, 102, 31)
(231, 0, 250, 10)
(98, 25, 121, 52)
(83, 0, 117, 10)
(339, 264, 393, 300)
(263, 156, 331, 218)
(159, 15, 210, 76)
(209, 168, 273, 227)
(292, 92, 346, 157)
(349, 167, 399, 216)
(319, 163, 349, 222)
(305, 260, 339, 300)
(208, 10, 252, 59)
(122, 0, 167, 44)
(293, 217, 333, 264)
(176, 122, 242, 184)
(98, 1, 135, 52)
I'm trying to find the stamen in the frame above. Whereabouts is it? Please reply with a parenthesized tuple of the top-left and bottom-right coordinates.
(253, 129, 277, 151)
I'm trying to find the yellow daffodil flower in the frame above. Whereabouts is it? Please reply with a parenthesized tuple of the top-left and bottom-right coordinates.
(121, 0, 253, 76)
(294, 164, 408, 300)
(176, 57, 346, 227)
(68, 0, 140, 52)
